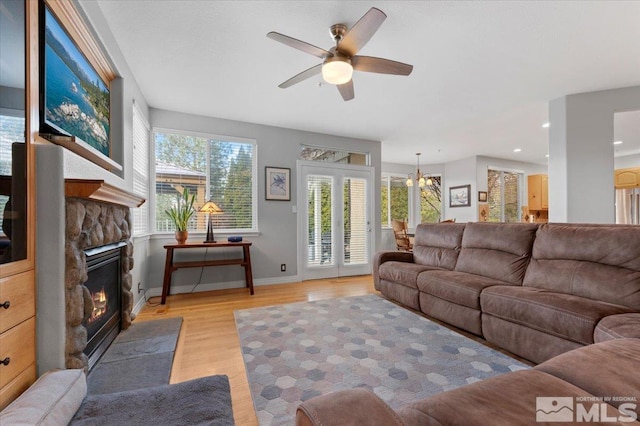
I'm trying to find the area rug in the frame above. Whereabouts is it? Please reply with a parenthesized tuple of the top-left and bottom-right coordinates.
(87, 317, 183, 395)
(235, 295, 529, 425)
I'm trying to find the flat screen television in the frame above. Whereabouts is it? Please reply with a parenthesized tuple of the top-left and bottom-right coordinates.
(39, 1, 111, 160)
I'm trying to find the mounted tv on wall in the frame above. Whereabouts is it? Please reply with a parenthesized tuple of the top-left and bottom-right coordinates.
(39, 1, 121, 171)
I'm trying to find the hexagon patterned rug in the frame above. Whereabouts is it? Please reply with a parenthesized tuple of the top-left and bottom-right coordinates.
(235, 294, 529, 425)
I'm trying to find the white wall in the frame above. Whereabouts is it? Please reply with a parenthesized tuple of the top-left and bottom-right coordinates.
(146, 108, 381, 296)
(549, 85, 640, 223)
(615, 154, 640, 169)
(442, 157, 477, 222)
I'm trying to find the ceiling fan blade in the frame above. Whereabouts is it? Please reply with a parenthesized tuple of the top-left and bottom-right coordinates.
(339, 7, 387, 57)
(267, 32, 331, 59)
(278, 64, 322, 88)
(337, 80, 354, 101)
(352, 56, 413, 76)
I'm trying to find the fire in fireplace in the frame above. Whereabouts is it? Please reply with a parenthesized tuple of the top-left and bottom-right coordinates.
(82, 242, 125, 369)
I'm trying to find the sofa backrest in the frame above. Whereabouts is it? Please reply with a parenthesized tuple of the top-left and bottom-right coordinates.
(413, 223, 466, 270)
(455, 222, 538, 285)
(524, 224, 640, 310)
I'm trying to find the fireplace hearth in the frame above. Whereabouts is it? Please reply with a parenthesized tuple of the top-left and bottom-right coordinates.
(83, 242, 125, 369)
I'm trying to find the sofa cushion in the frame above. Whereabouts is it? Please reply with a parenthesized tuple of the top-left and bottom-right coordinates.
(594, 313, 640, 342)
(378, 279, 420, 310)
(397, 370, 603, 426)
(481, 286, 634, 345)
(524, 224, 640, 310)
(535, 338, 640, 418)
(482, 314, 582, 364)
(0, 369, 86, 426)
(418, 270, 512, 309)
(454, 223, 538, 285)
(420, 293, 483, 336)
(379, 261, 441, 289)
(412, 223, 465, 269)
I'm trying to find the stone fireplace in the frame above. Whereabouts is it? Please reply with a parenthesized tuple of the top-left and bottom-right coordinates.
(65, 197, 135, 369)
(35, 145, 146, 374)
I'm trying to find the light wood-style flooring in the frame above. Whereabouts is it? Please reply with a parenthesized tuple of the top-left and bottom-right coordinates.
(135, 275, 376, 426)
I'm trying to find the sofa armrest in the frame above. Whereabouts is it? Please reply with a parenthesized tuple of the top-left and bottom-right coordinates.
(373, 251, 414, 290)
(296, 388, 405, 426)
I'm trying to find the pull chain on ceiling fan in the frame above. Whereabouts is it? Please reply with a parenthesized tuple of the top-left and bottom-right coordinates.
(267, 7, 413, 101)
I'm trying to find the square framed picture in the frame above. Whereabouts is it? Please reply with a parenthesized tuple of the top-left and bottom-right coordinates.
(478, 191, 488, 202)
(449, 184, 471, 207)
(265, 167, 291, 201)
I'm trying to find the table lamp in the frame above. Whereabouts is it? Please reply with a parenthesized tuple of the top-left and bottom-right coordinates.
(199, 201, 224, 243)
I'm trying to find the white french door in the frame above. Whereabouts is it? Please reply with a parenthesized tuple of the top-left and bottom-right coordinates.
(297, 162, 374, 280)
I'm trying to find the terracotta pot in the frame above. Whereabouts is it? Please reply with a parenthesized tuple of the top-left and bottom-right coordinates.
(175, 230, 188, 244)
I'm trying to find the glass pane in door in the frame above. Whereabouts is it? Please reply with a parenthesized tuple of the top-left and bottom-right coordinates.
(307, 175, 333, 267)
(344, 177, 368, 265)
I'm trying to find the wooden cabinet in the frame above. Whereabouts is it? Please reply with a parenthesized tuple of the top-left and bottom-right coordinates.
(528, 174, 548, 211)
(615, 167, 640, 189)
(0, 0, 37, 410)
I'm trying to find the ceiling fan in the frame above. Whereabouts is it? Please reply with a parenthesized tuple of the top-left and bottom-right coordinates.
(267, 7, 413, 101)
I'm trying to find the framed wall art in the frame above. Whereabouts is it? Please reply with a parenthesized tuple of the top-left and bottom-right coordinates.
(265, 167, 290, 201)
(449, 184, 471, 208)
(478, 191, 488, 202)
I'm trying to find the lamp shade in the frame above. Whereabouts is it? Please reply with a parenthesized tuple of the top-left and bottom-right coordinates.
(199, 201, 223, 214)
(322, 56, 353, 85)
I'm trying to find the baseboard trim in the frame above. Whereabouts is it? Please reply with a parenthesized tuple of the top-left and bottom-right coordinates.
(132, 292, 148, 316)
(144, 275, 302, 298)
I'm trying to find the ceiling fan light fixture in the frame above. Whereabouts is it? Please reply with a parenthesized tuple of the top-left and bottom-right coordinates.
(322, 56, 353, 85)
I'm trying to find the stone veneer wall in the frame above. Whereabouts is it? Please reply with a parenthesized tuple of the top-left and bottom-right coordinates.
(65, 198, 135, 369)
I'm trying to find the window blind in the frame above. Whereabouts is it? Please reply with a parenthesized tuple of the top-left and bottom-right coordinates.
(132, 105, 150, 235)
(154, 130, 256, 232)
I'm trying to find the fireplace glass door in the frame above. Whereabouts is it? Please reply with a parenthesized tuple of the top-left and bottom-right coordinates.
(82, 243, 123, 368)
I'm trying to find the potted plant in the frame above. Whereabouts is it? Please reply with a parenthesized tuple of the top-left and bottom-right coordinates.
(165, 188, 195, 244)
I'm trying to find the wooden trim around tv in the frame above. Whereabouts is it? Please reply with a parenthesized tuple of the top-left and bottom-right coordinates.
(43, 0, 116, 84)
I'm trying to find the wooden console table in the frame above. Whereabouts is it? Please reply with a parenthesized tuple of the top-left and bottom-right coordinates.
(161, 241, 254, 305)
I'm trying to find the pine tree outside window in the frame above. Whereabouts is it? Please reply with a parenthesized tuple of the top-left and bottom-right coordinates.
(154, 129, 257, 233)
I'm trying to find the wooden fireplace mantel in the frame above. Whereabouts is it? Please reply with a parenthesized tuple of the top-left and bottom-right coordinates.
(65, 179, 145, 208)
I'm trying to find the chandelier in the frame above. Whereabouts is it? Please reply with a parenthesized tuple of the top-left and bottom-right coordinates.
(406, 153, 433, 187)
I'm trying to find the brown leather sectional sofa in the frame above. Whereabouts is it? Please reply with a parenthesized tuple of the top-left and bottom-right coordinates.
(297, 338, 640, 425)
(296, 222, 640, 425)
(374, 222, 640, 363)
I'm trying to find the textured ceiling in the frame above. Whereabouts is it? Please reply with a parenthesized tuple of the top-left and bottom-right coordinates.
(92, 0, 640, 166)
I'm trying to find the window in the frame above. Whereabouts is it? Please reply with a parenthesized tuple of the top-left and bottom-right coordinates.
(488, 169, 522, 222)
(300, 145, 368, 165)
(154, 129, 257, 232)
(420, 176, 442, 223)
(132, 104, 150, 235)
(381, 175, 409, 227)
